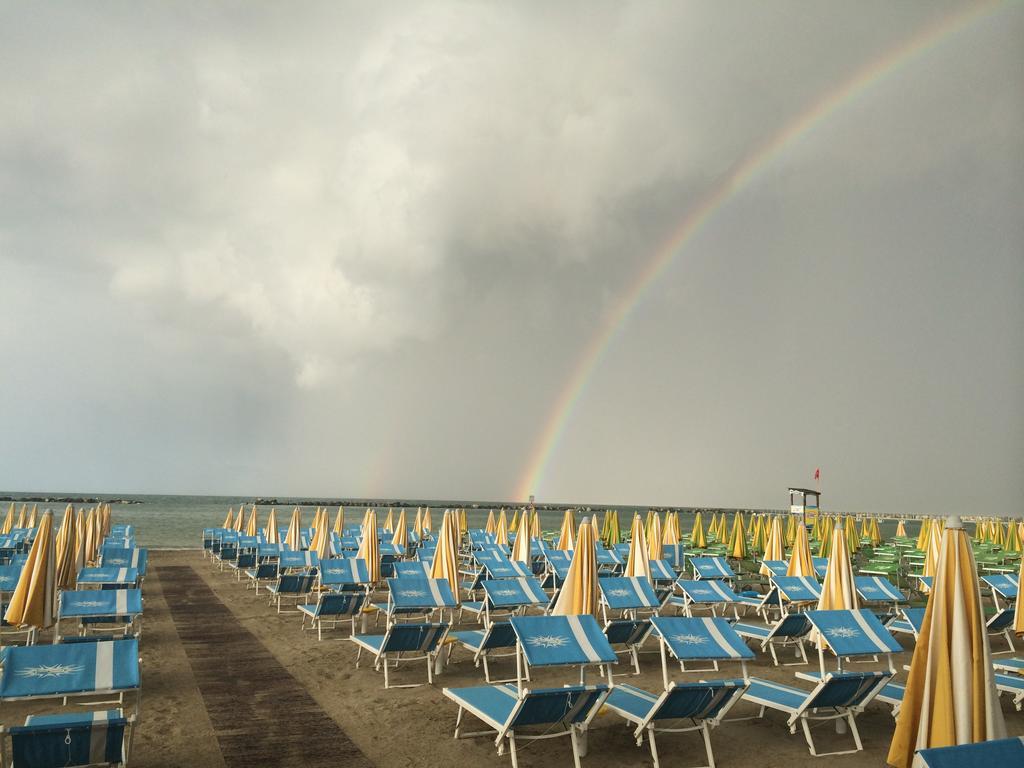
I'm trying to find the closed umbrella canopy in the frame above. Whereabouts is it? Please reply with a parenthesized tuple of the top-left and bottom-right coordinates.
(785, 514, 797, 547)
(624, 514, 653, 582)
(54, 505, 77, 591)
(83, 509, 99, 566)
(551, 516, 599, 618)
(922, 520, 943, 587)
(508, 509, 519, 533)
(233, 506, 244, 532)
(310, 509, 330, 560)
(459, 509, 468, 539)
(222, 507, 234, 529)
(511, 521, 532, 565)
(817, 516, 834, 558)
(817, 525, 858, 611)
(15, 504, 26, 530)
(264, 508, 280, 545)
(423, 507, 433, 533)
(1014, 554, 1024, 637)
(392, 509, 408, 551)
(333, 506, 345, 535)
(728, 511, 747, 560)
(887, 517, 1006, 767)
(26, 505, 37, 530)
(357, 509, 381, 583)
(494, 509, 509, 548)
(690, 512, 707, 549)
(896, 520, 907, 538)
(413, 507, 424, 542)
(556, 510, 576, 551)
(245, 505, 259, 538)
(529, 509, 541, 539)
(383, 509, 394, 533)
(285, 508, 302, 551)
(1, 502, 13, 534)
(485, 510, 496, 535)
(430, 510, 460, 601)
(917, 518, 932, 551)
(760, 516, 784, 576)
(647, 514, 663, 560)
(4, 511, 56, 630)
(786, 520, 815, 578)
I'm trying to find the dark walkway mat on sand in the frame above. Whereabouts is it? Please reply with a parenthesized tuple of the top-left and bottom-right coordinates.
(159, 565, 372, 768)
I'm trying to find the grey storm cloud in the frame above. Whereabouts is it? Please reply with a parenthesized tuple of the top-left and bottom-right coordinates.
(0, 1, 1021, 515)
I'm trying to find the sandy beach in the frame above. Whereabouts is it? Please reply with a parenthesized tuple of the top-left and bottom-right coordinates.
(7, 549, 1020, 768)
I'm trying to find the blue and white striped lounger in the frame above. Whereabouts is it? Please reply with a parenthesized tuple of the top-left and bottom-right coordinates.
(100, 547, 148, 577)
(734, 586, 780, 621)
(915, 736, 1024, 767)
(982, 574, 1019, 609)
(449, 622, 520, 683)
(854, 576, 905, 608)
(374, 577, 458, 626)
(298, 592, 367, 640)
(393, 561, 432, 579)
(804, 609, 902, 675)
(244, 562, 279, 594)
(988, 608, 1016, 652)
(742, 670, 893, 756)
(599, 576, 661, 622)
(772, 577, 822, 608)
(443, 683, 609, 768)
(76, 568, 139, 589)
(462, 578, 548, 624)
(604, 680, 747, 768)
(279, 550, 319, 571)
(812, 558, 828, 579)
(0, 565, 22, 593)
(760, 560, 789, 579)
(889, 607, 925, 640)
(265, 573, 317, 613)
(1, 709, 134, 768)
(734, 613, 813, 666)
(649, 616, 754, 688)
(595, 546, 624, 569)
(476, 552, 532, 580)
(320, 558, 370, 591)
(690, 557, 735, 582)
(603, 619, 653, 676)
(352, 622, 449, 689)
(0, 639, 140, 711)
(668, 580, 741, 620)
(648, 560, 676, 584)
(57, 589, 143, 641)
(509, 615, 618, 690)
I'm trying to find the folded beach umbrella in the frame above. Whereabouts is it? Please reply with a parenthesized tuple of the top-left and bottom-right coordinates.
(529, 508, 541, 539)
(222, 507, 234, 528)
(383, 509, 394, 533)
(624, 513, 653, 582)
(817, 525, 858, 612)
(413, 507, 424, 541)
(1, 502, 12, 534)
(494, 509, 509, 548)
(245, 505, 259, 538)
(430, 510, 460, 600)
(760, 516, 784, 576)
(508, 508, 519, 533)
(870, 517, 883, 545)
(690, 511, 707, 549)
(556, 509, 576, 551)
(101, 504, 111, 538)
(357, 508, 381, 583)
(392, 509, 408, 551)
(15, 504, 26, 530)
(4, 511, 56, 631)
(54, 504, 77, 591)
(916, 517, 932, 551)
(510, 522, 531, 565)
(896, 519, 907, 538)
(1004, 521, 1021, 554)
(485, 510, 496, 535)
(459, 508, 468, 539)
(786, 520, 815, 578)
(749, 515, 764, 553)
(887, 517, 1006, 767)
(647, 513, 663, 560)
(285, 508, 302, 551)
(551, 516, 599, 618)
(817, 516, 834, 558)
(423, 507, 433, 533)
(26, 504, 37, 530)
(662, 512, 679, 547)
(785, 514, 796, 547)
(332, 506, 344, 535)
(233, 506, 244, 532)
(310, 510, 330, 560)
(264, 508, 280, 544)
(73, 508, 86, 577)
(83, 509, 99, 566)
(922, 520, 942, 587)
(844, 515, 859, 552)
(1015, 555, 1024, 637)
(600, 509, 613, 546)
(728, 511, 747, 560)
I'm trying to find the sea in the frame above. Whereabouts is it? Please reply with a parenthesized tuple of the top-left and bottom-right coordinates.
(0, 492, 919, 549)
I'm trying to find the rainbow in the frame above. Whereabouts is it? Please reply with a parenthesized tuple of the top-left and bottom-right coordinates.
(514, 1, 1007, 502)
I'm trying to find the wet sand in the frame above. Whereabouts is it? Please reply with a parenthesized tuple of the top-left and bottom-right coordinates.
(9, 550, 1021, 767)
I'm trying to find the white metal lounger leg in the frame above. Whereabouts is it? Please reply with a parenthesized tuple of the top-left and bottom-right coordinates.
(647, 725, 661, 768)
(701, 721, 716, 768)
(509, 732, 519, 768)
(568, 727, 583, 768)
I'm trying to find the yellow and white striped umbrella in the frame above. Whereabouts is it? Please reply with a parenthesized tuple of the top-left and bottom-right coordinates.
(887, 517, 1006, 767)
(459, 509, 468, 539)
(245, 505, 259, 538)
(284, 508, 302, 551)
(83, 508, 99, 566)
(1015, 553, 1024, 637)
(54, 504, 77, 591)
(423, 507, 432, 533)
(2, 502, 14, 534)
(786, 519, 815, 578)
(922, 520, 943, 588)
(817, 525, 858, 611)
(511, 521, 532, 565)
(26, 504, 37, 530)
(333, 506, 345, 535)
(310, 509, 330, 560)
(551, 516, 599, 618)
(624, 514, 653, 582)
(556, 509, 577, 551)
(760, 516, 784, 576)
(529, 509, 541, 539)
(485, 510, 496, 536)
(690, 511, 707, 549)
(916, 518, 932, 551)
(73, 509, 86, 578)
(4, 511, 56, 631)
(357, 508, 381, 583)
(647, 513, 663, 560)
(495, 509, 509, 548)
(896, 519, 907, 538)
(392, 509, 408, 552)
(413, 507, 424, 542)
(383, 509, 394, 533)
(728, 511, 747, 560)
(264, 508, 280, 545)
(15, 504, 26, 530)
(430, 510, 460, 601)
(508, 508, 519, 533)
(222, 507, 234, 529)
(233, 506, 245, 532)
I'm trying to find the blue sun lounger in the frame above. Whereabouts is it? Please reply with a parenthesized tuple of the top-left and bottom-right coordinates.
(449, 622, 520, 683)
(76, 568, 139, 589)
(734, 586, 781, 621)
(760, 560, 788, 578)
(0, 710, 135, 768)
(803, 609, 902, 676)
(595, 546, 624, 570)
(734, 612, 814, 666)
(244, 562, 279, 594)
(542, 552, 572, 588)
(265, 573, 317, 613)
(299, 591, 367, 640)
(56, 590, 143, 641)
(443, 683, 609, 768)
(772, 577, 822, 611)
(599, 576, 662, 622)
(604, 680, 747, 768)
(690, 557, 735, 582)
(741, 670, 893, 756)
(649, 616, 754, 689)
(319, 558, 370, 592)
(987, 608, 1016, 652)
(982, 574, 1019, 609)
(0, 564, 22, 594)
(668, 580, 741, 620)
(393, 561, 432, 579)
(509, 615, 618, 691)
(648, 560, 676, 585)
(99, 547, 148, 578)
(278, 550, 319, 571)
(915, 737, 1024, 768)
(854, 576, 905, 610)
(373, 577, 458, 626)
(461, 578, 548, 624)
(352, 622, 449, 688)
(603, 619, 653, 676)
(812, 558, 828, 579)
(888, 607, 925, 640)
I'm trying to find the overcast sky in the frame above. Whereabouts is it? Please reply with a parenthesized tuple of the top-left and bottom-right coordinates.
(1, 1, 1021, 515)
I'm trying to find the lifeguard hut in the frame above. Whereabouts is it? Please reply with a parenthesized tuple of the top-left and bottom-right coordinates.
(788, 488, 820, 527)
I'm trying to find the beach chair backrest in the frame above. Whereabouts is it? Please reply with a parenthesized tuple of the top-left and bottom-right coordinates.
(0, 564, 22, 590)
(394, 561, 431, 578)
(277, 574, 316, 595)
(773, 576, 821, 602)
(650, 616, 754, 660)
(482, 577, 547, 608)
(380, 623, 449, 653)
(509, 685, 609, 728)
(254, 562, 279, 580)
(676, 580, 739, 603)
(387, 577, 457, 608)
(855, 576, 904, 603)
(316, 592, 365, 618)
(59, 589, 143, 619)
(987, 608, 1014, 631)
(804, 670, 891, 710)
(983, 575, 1019, 599)
(690, 557, 735, 580)
(902, 607, 926, 634)
(805, 609, 902, 657)
(603, 618, 651, 646)
(771, 612, 813, 640)
(0, 639, 140, 699)
(649, 559, 676, 581)
(510, 615, 618, 667)
(9, 715, 128, 767)
(280, 551, 319, 570)
(915, 736, 1024, 767)
(760, 561, 788, 577)
(599, 577, 661, 610)
(481, 622, 519, 650)
(653, 680, 747, 721)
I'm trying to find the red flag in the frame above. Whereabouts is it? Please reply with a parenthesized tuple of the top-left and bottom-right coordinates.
(814, 468, 820, 481)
